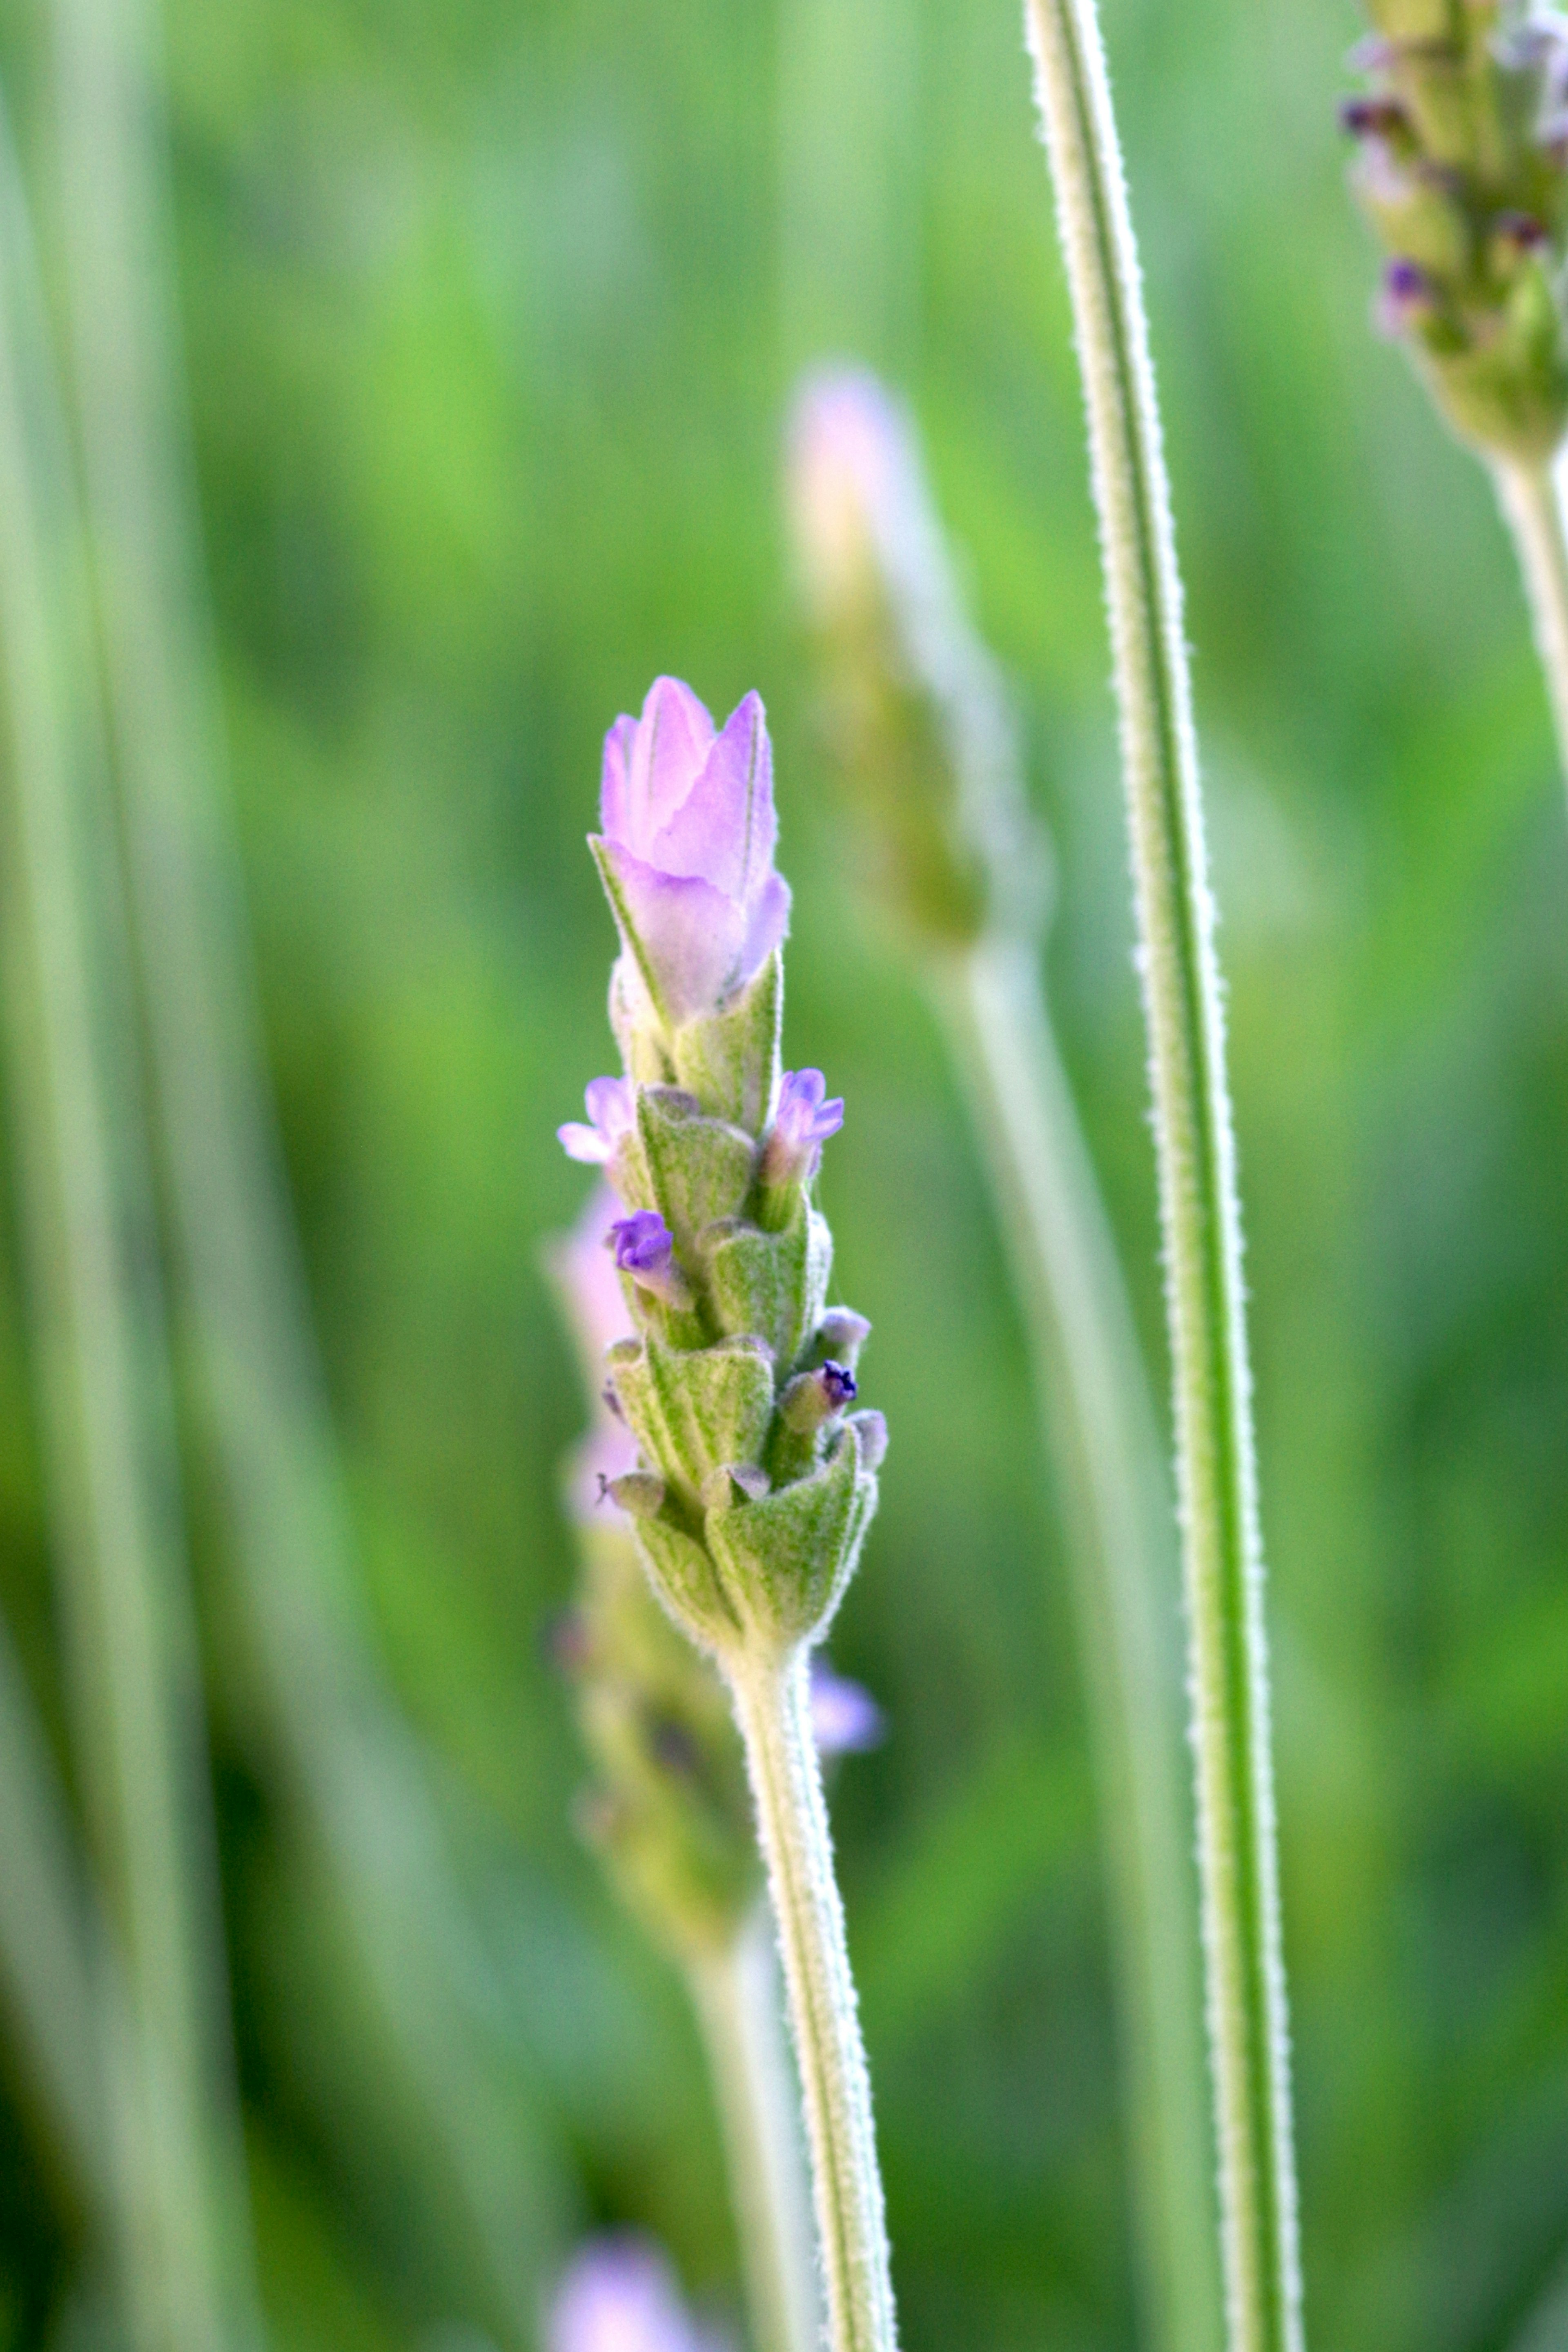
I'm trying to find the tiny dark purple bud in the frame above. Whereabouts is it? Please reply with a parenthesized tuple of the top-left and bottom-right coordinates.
(1338, 95, 1406, 138)
(1494, 208, 1550, 252)
(781, 1363, 858, 1434)
(820, 1361, 858, 1410)
(1376, 257, 1436, 337)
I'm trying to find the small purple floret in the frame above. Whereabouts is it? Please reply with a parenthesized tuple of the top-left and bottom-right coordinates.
(1338, 94, 1405, 138)
(1376, 257, 1434, 337)
(762, 1069, 845, 1188)
(810, 1657, 885, 1757)
(592, 677, 791, 1028)
(550, 2232, 721, 2352)
(559, 1075, 636, 1166)
(819, 1361, 857, 1411)
(610, 1211, 675, 1277)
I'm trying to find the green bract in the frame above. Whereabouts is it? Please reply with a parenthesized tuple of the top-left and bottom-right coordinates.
(592, 951, 882, 1666)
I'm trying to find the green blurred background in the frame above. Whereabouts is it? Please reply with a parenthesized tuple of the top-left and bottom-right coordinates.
(2, 0, 1568, 2345)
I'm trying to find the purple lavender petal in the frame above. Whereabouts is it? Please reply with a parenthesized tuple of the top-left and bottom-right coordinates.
(623, 677, 717, 852)
(592, 837, 753, 1025)
(550, 2232, 715, 2352)
(610, 1210, 675, 1275)
(559, 1122, 612, 1164)
(810, 1658, 885, 1757)
(738, 866, 792, 986)
(819, 1361, 857, 1410)
(647, 692, 777, 900)
(599, 714, 640, 849)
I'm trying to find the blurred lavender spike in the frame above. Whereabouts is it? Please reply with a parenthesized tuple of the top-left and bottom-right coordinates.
(550, 2235, 728, 2352)
(788, 359, 1223, 2352)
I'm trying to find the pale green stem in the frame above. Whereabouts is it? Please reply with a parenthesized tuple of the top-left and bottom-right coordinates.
(0, 1601, 110, 2219)
(940, 934, 1220, 2352)
(1022, 5, 1303, 2350)
(1492, 454, 1568, 793)
(0, 102, 260, 2352)
(47, 0, 562, 2325)
(724, 1649, 897, 2352)
(688, 1909, 821, 2352)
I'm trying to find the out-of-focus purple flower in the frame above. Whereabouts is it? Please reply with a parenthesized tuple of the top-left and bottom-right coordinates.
(788, 371, 917, 614)
(608, 1211, 693, 1309)
(592, 677, 791, 1029)
(810, 1657, 885, 1757)
(549, 2233, 724, 2352)
(549, 1187, 639, 1516)
(761, 1069, 844, 1190)
(559, 1076, 636, 1166)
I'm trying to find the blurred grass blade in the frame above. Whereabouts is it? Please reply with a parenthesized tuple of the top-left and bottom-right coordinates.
(0, 1599, 110, 2219)
(48, 0, 564, 2329)
(0, 89, 262, 2352)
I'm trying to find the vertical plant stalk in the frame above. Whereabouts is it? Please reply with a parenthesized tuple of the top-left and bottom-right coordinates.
(940, 933, 1219, 2352)
(726, 1652, 896, 2352)
(0, 1603, 110, 2220)
(0, 104, 259, 2352)
(47, 0, 563, 2326)
(689, 1912, 820, 2352)
(1021, 5, 1304, 2350)
(1492, 456, 1568, 793)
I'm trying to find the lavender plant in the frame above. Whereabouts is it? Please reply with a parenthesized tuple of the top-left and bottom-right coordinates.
(550, 2233, 727, 2352)
(558, 679, 896, 2352)
(1341, 1, 1568, 780)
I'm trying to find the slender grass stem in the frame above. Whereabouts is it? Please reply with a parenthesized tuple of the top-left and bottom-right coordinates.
(689, 1910, 820, 2352)
(940, 934, 1219, 2352)
(1022, 5, 1303, 2348)
(1493, 455, 1568, 794)
(47, 0, 564, 2324)
(0, 101, 258, 2352)
(725, 1650, 896, 2352)
(0, 1604, 109, 2218)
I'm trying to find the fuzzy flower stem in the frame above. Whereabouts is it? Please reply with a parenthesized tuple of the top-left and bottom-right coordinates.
(725, 1651, 897, 2352)
(1493, 455, 1568, 798)
(1022, 4, 1303, 2349)
(688, 1912, 820, 2352)
(941, 935, 1219, 2352)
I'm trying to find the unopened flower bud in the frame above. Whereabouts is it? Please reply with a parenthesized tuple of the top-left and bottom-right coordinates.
(847, 1408, 889, 1472)
(811, 1307, 872, 1369)
(781, 1362, 857, 1434)
(608, 1211, 695, 1310)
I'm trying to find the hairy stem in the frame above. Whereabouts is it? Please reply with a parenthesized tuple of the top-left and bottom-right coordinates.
(725, 1650, 897, 2352)
(1493, 455, 1568, 793)
(689, 1910, 820, 2352)
(941, 935, 1220, 2352)
(1022, 4, 1303, 2348)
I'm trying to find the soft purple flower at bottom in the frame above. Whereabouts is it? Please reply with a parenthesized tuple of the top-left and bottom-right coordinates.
(549, 2234, 727, 2352)
(811, 1657, 885, 1757)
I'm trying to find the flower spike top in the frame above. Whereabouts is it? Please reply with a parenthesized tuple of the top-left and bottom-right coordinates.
(592, 677, 792, 1036)
(559, 675, 881, 1665)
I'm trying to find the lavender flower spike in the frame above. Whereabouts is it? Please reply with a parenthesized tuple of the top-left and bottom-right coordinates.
(761, 1069, 844, 1191)
(591, 677, 791, 1031)
(559, 1075, 636, 1166)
